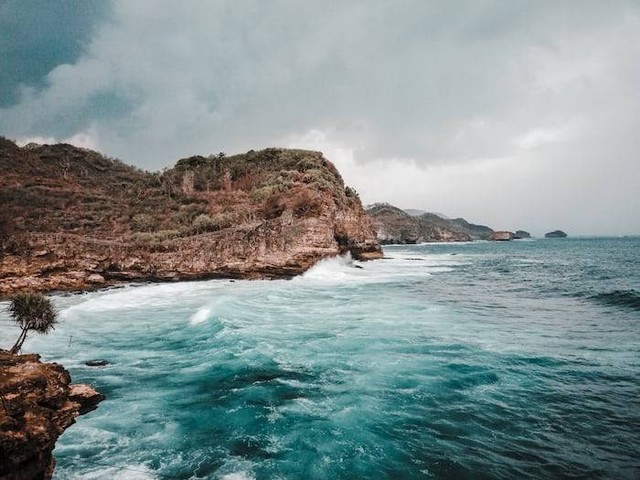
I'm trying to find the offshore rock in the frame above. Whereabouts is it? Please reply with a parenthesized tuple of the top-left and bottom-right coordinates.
(0, 140, 382, 297)
(545, 230, 568, 238)
(513, 230, 531, 239)
(84, 359, 111, 367)
(0, 351, 104, 479)
(490, 231, 514, 241)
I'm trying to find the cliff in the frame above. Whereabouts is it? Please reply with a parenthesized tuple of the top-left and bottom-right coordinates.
(366, 203, 494, 243)
(0, 139, 381, 296)
(0, 351, 104, 479)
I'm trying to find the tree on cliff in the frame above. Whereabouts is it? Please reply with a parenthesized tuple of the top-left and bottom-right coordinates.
(7, 293, 57, 354)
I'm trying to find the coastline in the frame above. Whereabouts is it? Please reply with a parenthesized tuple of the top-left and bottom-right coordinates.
(0, 249, 383, 300)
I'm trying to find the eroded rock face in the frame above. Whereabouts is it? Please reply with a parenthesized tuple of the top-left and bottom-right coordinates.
(0, 141, 382, 297)
(0, 351, 104, 480)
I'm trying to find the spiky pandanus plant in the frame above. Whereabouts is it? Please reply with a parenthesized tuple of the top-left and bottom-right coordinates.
(8, 292, 57, 354)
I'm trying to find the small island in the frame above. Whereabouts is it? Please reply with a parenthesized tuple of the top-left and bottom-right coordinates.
(545, 230, 568, 238)
(489, 231, 514, 241)
(513, 230, 531, 239)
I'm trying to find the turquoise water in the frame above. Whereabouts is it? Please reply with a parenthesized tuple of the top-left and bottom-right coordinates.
(1, 238, 639, 479)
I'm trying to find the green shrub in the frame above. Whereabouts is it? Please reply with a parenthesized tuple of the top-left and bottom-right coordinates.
(191, 213, 232, 234)
(132, 229, 180, 244)
(131, 213, 156, 232)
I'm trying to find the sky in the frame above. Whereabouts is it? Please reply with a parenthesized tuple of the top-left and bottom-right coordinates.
(1, 0, 639, 236)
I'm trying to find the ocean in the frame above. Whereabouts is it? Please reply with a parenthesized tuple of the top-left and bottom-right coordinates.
(1, 237, 639, 479)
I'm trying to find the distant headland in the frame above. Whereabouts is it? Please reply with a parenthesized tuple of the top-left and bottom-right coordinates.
(365, 203, 534, 244)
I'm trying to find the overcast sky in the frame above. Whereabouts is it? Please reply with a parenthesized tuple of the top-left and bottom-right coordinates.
(1, 0, 639, 235)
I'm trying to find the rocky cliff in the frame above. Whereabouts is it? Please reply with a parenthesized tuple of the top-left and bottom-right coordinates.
(0, 139, 381, 296)
(0, 351, 104, 479)
(366, 203, 494, 243)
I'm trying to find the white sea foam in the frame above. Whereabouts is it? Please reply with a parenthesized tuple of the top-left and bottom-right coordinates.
(297, 253, 363, 283)
(220, 473, 255, 480)
(61, 463, 154, 480)
(59, 280, 229, 317)
(215, 458, 257, 480)
(190, 306, 212, 325)
(295, 250, 461, 286)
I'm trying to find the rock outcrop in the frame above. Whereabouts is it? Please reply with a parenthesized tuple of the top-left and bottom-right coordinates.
(0, 351, 104, 479)
(489, 231, 514, 241)
(545, 230, 568, 238)
(0, 140, 381, 296)
(513, 230, 531, 239)
(366, 203, 494, 244)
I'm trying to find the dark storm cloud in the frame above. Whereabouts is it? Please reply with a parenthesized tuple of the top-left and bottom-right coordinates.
(1, 0, 639, 234)
(0, 0, 110, 107)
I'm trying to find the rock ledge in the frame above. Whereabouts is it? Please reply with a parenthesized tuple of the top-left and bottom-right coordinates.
(0, 351, 104, 479)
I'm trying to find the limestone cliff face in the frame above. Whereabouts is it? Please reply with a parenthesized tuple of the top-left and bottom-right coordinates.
(0, 351, 104, 479)
(0, 140, 381, 296)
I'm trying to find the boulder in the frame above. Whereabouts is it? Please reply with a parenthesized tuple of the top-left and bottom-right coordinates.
(86, 273, 106, 284)
(85, 359, 110, 367)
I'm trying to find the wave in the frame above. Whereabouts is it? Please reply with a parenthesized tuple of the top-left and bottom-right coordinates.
(296, 253, 364, 283)
(190, 306, 212, 325)
(589, 289, 640, 311)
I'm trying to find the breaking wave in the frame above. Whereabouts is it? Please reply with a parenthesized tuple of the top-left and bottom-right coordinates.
(590, 289, 640, 311)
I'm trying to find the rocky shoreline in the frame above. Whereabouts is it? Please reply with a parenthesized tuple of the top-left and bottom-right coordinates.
(0, 351, 104, 480)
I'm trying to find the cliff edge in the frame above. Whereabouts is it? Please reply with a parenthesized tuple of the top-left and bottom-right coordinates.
(0, 351, 104, 479)
(0, 139, 381, 296)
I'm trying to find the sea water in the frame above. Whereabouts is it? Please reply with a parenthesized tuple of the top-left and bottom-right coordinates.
(0, 237, 638, 479)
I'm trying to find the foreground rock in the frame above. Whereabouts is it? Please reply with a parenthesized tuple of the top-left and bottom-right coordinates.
(545, 230, 568, 238)
(0, 139, 381, 297)
(0, 350, 104, 479)
(366, 203, 494, 244)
